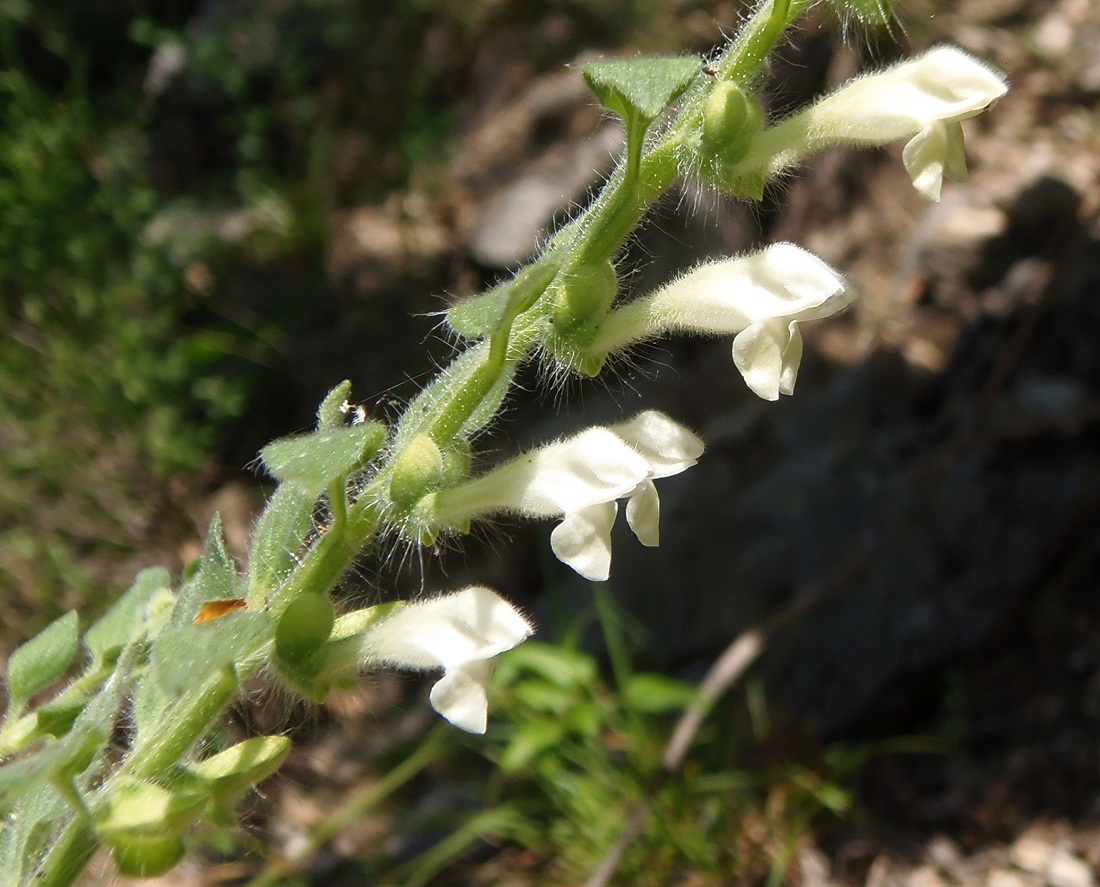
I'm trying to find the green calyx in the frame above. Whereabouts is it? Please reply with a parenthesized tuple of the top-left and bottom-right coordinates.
(274, 593, 336, 668)
(110, 835, 187, 878)
(389, 433, 445, 510)
(550, 260, 619, 339)
(700, 81, 764, 176)
(183, 735, 291, 804)
(96, 778, 206, 876)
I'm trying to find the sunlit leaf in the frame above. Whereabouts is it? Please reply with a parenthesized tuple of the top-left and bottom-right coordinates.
(249, 483, 316, 600)
(84, 567, 170, 666)
(260, 423, 387, 497)
(6, 612, 79, 712)
(582, 56, 700, 124)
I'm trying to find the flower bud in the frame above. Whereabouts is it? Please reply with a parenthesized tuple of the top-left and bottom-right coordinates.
(701, 81, 763, 168)
(440, 439, 472, 487)
(275, 593, 335, 666)
(110, 835, 186, 878)
(96, 779, 206, 877)
(551, 260, 618, 338)
(183, 735, 291, 804)
(389, 434, 444, 509)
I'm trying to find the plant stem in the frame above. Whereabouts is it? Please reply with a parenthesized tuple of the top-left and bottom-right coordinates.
(34, 819, 99, 887)
(123, 666, 238, 782)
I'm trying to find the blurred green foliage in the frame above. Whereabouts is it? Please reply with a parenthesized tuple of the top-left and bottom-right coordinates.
(0, 14, 237, 632)
(365, 594, 865, 887)
(464, 631, 860, 886)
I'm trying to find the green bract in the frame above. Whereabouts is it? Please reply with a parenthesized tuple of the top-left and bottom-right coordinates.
(5, 612, 79, 715)
(261, 423, 388, 497)
(581, 56, 700, 126)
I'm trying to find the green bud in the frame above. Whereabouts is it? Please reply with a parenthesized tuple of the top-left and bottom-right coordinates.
(440, 439, 472, 487)
(110, 835, 186, 878)
(97, 778, 205, 875)
(551, 261, 618, 337)
(700, 81, 763, 168)
(183, 735, 291, 802)
(389, 434, 444, 509)
(275, 594, 335, 665)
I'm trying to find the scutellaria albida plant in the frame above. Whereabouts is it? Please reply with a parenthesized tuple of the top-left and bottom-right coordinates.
(0, 2, 1006, 882)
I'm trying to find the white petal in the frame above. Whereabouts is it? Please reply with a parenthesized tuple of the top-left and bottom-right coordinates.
(902, 123, 950, 201)
(732, 319, 789, 401)
(608, 410, 704, 477)
(649, 245, 852, 335)
(550, 502, 618, 581)
(429, 660, 494, 733)
(432, 427, 649, 525)
(777, 322, 804, 396)
(809, 46, 1007, 144)
(625, 480, 660, 546)
(943, 120, 970, 183)
(363, 586, 532, 672)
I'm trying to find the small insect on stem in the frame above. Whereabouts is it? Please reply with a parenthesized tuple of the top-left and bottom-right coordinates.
(339, 399, 369, 426)
(702, 64, 718, 76)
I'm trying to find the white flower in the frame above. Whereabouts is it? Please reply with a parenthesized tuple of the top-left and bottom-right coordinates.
(747, 46, 1007, 200)
(588, 244, 855, 400)
(361, 586, 532, 733)
(429, 411, 704, 581)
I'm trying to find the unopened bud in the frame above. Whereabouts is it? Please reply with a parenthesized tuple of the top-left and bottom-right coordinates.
(440, 439, 472, 487)
(389, 434, 444, 509)
(275, 593, 335, 666)
(110, 835, 186, 878)
(551, 260, 618, 338)
(701, 81, 763, 168)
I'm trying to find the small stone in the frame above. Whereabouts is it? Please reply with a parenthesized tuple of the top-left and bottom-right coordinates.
(1011, 833, 1056, 875)
(905, 865, 948, 887)
(989, 869, 1036, 887)
(1048, 849, 1095, 887)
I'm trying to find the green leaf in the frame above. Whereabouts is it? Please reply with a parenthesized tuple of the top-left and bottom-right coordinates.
(622, 672, 698, 714)
(0, 726, 105, 809)
(511, 680, 579, 716)
(447, 258, 559, 342)
(152, 611, 270, 697)
(248, 483, 316, 601)
(317, 379, 353, 430)
(499, 720, 568, 773)
(0, 778, 68, 887)
(170, 514, 237, 628)
(6, 611, 79, 712)
(260, 423, 388, 497)
(446, 279, 513, 339)
(84, 567, 170, 666)
(582, 55, 700, 124)
(131, 666, 166, 741)
(35, 699, 86, 738)
(494, 642, 598, 689)
(827, 0, 893, 25)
